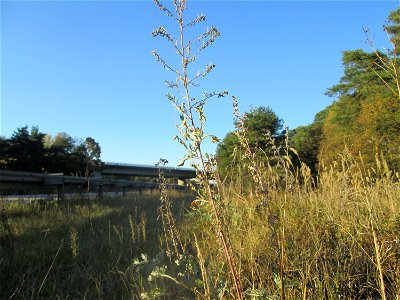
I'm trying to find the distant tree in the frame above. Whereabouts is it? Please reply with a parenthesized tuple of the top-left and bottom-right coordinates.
(0, 126, 103, 176)
(83, 137, 102, 176)
(290, 107, 328, 174)
(43, 132, 76, 173)
(217, 106, 284, 180)
(44, 132, 75, 151)
(6, 126, 46, 172)
(75, 137, 102, 191)
(291, 125, 320, 174)
(216, 132, 240, 180)
(242, 106, 285, 148)
(0, 136, 14, 169)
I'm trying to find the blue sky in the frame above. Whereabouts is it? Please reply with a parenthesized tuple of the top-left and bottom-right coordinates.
(1, 1, 398, 166)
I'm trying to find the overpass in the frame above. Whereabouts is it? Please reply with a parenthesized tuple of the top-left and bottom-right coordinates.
(0, 169, 190, 201)
(101, 162, 196, 179)
(0, 163, 196, 200)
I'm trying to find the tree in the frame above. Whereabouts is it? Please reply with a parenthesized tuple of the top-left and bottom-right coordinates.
(0, 126, 104, 175)
(216, 131, 240, 180)
(242, 106, 284, 148)
(82, 137, 102, 177)
(43, 132, 77, 173)
(73, 137, 102, 191)
(217, 106, 284, 180)
(0, 136, 13, 169)
(6, 126, 46, 172)
(290, 107, 328, 174)
(318, 8, 400, 169)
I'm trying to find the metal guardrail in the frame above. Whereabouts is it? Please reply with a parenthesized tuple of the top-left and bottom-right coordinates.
(0, 169, 188, 202)
(0, 170, 165, 187)
(103, 161, 195, 172)
(102, 162, 196, 178)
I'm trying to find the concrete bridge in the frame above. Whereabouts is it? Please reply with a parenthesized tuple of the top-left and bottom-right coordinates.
(0, 163, 196, 200)
(102, 162, 196, 179)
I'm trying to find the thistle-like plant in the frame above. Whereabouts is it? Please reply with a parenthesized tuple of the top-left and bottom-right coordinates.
(156, 158, 184, 259)
(152, 1, 243, 298)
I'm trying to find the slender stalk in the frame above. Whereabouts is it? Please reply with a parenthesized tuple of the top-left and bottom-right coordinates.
(37, 239, 64, 297)
(178, 3, 243, 298)
(370, 218, 387, 300)
(153, 1, 243, 297)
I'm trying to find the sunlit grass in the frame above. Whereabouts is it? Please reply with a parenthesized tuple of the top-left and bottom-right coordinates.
(181, 155, 400, 299)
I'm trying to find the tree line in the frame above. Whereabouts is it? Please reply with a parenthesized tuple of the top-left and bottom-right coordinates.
(217, 7, 400, 178)
(0, 126, 102, 176)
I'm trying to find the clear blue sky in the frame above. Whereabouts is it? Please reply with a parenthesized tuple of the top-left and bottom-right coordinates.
(1, 0, 398, 166)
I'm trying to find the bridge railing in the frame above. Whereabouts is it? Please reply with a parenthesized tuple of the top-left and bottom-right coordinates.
(0, 169, 189, 201)
(103, 162, 196, 172)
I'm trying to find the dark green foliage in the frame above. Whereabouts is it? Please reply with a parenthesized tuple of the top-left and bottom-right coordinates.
(290, 124, 322, 174)
(242, 106, 284, 148)
(2, 126, 47, 172)
(385, 7, 400, 48)
(44, 132, 80, 174)
(290, 106, 330, 174)
(216, 132, 240, 180)
(217, 106, 284, 180)
(326, 49, 395, 99)
(0, 126, 102, 175)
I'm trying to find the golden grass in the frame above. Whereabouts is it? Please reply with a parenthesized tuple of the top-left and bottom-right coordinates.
(181, 154, 400, 299)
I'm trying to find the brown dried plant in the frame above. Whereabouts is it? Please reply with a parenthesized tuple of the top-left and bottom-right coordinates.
(152, 1, 243, 298)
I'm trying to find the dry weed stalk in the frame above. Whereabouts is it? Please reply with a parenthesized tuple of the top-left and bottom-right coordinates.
(231, 97, 298, 300)
(364, 26, 400, 100)
(152, 0, 243, 298)
(157, 158, 184, 259)
(194, 234, 211, 300)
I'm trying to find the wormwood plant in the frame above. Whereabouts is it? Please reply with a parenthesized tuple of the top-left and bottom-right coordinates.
(69, 226, 79, 259)
(156, 158, 184, 259)
(152, 0, 243, 298)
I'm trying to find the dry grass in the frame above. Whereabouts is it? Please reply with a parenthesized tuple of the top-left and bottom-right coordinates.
(180, 152, 400, 299)
(0, 191, 193, 299)
(1, 158, 399, 299)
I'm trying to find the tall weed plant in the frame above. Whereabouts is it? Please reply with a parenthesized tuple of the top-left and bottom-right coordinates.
(152, 1, 400, 299)
(152, 0, 243, 298)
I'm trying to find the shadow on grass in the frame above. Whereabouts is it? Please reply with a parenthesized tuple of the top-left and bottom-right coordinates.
(0, 191, 194, 299)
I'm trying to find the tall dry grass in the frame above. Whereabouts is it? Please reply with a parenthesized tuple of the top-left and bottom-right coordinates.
(0, 191, 194, 299)
(180, 145, 400, 299)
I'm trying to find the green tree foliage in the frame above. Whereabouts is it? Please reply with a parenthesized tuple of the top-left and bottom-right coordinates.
(217, 106, 284, 180)
(386, 8, 400, 47)
(1, 126, 47, 172)
(216, 132, 240, 180)
(290, 107, 329, 174)
(82, 137, 102, 178)
(0, 126, 102, 175)
(315, 8, 400, 170)
(43, 132, 78, 174)
(242, 106, 284, 148)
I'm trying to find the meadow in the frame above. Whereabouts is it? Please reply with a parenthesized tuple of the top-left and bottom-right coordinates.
(0, 191, 194, 299)
(2, 1, 400, 299)
(181, 154, 400, 299)
(147, 1, 400, 297)
(1, 156, 399, 299)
